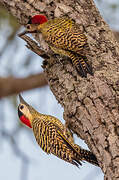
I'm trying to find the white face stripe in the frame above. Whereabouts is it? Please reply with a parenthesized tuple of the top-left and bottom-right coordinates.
(18, 103, 32, 121)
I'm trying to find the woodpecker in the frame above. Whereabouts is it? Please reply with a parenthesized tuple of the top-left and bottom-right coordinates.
(18, 94, 99, 167)
(21, 15, 93, 77)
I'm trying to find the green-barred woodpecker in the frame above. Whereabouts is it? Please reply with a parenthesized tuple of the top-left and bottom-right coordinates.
(21, 15, 93, 77)
(18, 95, 99, 167)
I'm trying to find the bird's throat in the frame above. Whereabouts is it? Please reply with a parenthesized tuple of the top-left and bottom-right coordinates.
(20, 115, 32, 128)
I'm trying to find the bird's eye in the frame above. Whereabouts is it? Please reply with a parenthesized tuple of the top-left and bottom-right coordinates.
(26, 24, 31, 29)
(20, 105, 24, 110)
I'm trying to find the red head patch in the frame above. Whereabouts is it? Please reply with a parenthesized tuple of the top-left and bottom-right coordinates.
(29, 15, 48, 24)
(18, 108, 32, 128)
(20, 115, 32, 128)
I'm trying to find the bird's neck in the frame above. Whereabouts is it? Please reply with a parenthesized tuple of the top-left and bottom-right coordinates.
(37, 22, 48, 31)
(20, 115, 32, 128)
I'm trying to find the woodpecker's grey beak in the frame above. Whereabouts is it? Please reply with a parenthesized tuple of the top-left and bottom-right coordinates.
(19, 94, 28, 105)
(18, 30, 28, 36)
(18, 30, 37, 37)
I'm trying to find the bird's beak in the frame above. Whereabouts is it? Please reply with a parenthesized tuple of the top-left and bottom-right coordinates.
(18, 30, 28, 36)
(18, 30, 37, 37)
(19, 94, 28, 105)
(19, 94, 24, 103)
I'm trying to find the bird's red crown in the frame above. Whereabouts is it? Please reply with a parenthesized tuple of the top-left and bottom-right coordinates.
(28, 15, 48, 24)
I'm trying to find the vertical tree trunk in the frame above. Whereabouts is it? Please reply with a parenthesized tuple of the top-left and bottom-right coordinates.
(0, 0, 119, 179)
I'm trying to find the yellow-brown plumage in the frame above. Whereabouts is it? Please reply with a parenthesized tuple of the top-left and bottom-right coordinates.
(18, 95, 99, 167)
(24, 16, 93, 77)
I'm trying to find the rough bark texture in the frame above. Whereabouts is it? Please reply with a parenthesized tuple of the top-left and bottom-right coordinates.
(0, 0, 119, 179)
(114, 31, 119, 43)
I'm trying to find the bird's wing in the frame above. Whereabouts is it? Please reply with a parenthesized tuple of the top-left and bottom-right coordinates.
(32, 118, 81, 166)
(44, 115, 64, 132)
(45, 115, 74, 144)
(32, 118, 51, 154)
(32, 117, 74, 153)
(43, 21, 87, 54)
(47, 122, 82, 166)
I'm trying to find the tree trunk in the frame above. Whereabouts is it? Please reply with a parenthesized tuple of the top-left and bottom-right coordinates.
(0, 0, 119, 179)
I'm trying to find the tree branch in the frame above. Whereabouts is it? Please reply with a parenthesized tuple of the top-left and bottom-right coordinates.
(1, 0, 119, 179)
(0, 73, 47, 98)
(19, 34, 50, 59)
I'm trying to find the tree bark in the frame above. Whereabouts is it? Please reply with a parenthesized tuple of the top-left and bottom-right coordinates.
(0, 0, 119, 179)
(113, 31, 119, 42)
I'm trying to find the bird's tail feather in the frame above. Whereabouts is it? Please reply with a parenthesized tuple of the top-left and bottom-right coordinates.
(79, 148, 99, 166)
(72, 144, 99, 167)
(68, 51, 93, 77)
